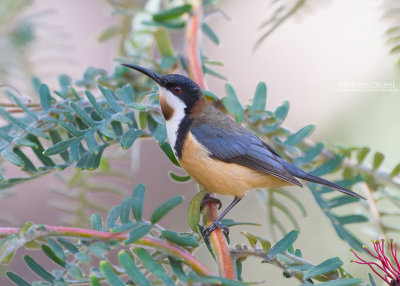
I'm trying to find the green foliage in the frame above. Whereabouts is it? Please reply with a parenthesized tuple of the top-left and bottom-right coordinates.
(0, 0, 399, 285)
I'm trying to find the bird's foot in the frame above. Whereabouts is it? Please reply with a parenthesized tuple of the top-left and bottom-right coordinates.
(202, 221, 229, 243)
(200, 194, 222, 211)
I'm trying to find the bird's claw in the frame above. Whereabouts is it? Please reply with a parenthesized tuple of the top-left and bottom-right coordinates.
(202, 221, 229, 243)
(200, 194, 222, 211)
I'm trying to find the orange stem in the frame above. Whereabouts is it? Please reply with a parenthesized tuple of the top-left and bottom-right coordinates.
(186, 3, 236, 280)
(0, 226, 213, 276)
(186, 6, 206, 90)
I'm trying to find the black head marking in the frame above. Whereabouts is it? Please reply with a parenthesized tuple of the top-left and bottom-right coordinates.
(121, 64, 204, 114)
(159, 74, 203, 110)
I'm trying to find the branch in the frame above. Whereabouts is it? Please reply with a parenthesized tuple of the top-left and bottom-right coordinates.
(186, 3, 236, 280)
(231, 246, 339, 282)
(0, 225, 213, 277)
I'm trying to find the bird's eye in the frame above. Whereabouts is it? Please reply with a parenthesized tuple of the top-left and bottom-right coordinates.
(173, 87, 182, 94)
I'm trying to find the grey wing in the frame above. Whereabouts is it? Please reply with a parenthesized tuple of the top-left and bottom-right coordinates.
(190, 123, 302, 187)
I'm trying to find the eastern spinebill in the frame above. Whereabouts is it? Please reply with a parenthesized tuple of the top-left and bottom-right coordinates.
(122, 64, 366, 239)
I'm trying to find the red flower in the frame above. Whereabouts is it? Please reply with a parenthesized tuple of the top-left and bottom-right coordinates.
(351, 239, 400, 286)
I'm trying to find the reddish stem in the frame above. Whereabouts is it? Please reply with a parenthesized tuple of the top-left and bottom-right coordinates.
(185, 3, 236, 280)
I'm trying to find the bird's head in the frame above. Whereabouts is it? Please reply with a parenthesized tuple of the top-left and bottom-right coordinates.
(122, 64, 205, 120)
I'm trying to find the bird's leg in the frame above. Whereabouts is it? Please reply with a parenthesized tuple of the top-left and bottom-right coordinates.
(202, 196, 242, 242)
(200, 193, 222, 211)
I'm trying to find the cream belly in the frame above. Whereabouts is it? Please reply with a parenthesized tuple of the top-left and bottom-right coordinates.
(179, 133, 293, 197)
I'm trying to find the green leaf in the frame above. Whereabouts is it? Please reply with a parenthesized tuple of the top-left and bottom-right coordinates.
(220, 219, 260, 227)
(1, 149, 24, 167)
(57, 238, 79, 254)
(132, 184, 146, 221)
(90, 275, 101, 286)
(357, 147, 370, 164)
(274, 101, 289, 121)
(41, 244, 66, 268)
(76, 146, 105, 170)
(168, 256, 188, 284)
(202, 89, 219, 100)
(13, 148, 37, 173)
(106, 206, 120, 229)
(295, 142, 324, 166)
(6, 272, 31, 286)
(202, 23, 219, 45)
(310, 155, 344, 177)
(49, 130, 69, 161)
(69, 139, 81, 162)
(285, 124, 315, 146)
(111, 221, 140, 233)
(70, 102, 98, 127)
(135, 248, 175, 286)
(251, 82, 267, 111)
(118, 251, 151, 286)
(241, 232, 271, 252)
(153, 124, 167, 142)
(85, 90, 112, 119)
(46, 238, 65, 261)
(91, 213, 103, 231)
(268, 230, 299, 258)
(125, 223, 151, 244)
(169, 171, 191, 182)
(24, 255, 55, 282)
(155, 28, 174, 57)
(153, 4, 192, 22)
(336, 214, 368, 225)
(327, 196, 360, 208)
(98, 26, 121, 42)
(121, 129, 143, 150)
(66, 263, 83, 279)
(60, 122, 86, 137)
(44, 138, 76, 156)
(98, 85, 122, 112)
(99, 122, 116, 139)
(188, 272, 245, 286)
(151, 195, 183, 224)
(6, 91, 39, 120)
(304, 257, 343, 279)
(188, 190, 206, 232)
(369, 273, 377, 286)
(161, 230, 199, 247)
(159, 142, 180, 166)
(390, 163, 400, 177)
(100, 261, 125, 286)
(0, 107, 48, 139)
(1, 250, 15, 264)
(39, 83, 51, 111)
(373, 152, 384, 170)
(313, 278, 362, 286)
(222, 83, 243, 123)
(119, 198, 132, 224)
(204, 66, 227, 80)
(27, 134, 56, 167)
(117, 84, 134, 104)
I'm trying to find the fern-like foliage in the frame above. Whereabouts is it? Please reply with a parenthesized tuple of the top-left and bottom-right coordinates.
(1, 186, 362, 285)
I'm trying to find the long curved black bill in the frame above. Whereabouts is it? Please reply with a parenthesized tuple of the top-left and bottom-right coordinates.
(121, 64, 162, 85)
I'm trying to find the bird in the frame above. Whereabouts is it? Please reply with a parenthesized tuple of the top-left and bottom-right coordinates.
(122, 64, 366, 239)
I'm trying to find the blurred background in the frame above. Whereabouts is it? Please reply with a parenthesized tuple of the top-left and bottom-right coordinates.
(1, 0, 399, 285)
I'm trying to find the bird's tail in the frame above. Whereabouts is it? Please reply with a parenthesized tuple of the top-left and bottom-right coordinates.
(280, 160, 365, 199)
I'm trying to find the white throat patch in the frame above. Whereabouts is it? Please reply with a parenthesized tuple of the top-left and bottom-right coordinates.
(159, 87, 187, 154)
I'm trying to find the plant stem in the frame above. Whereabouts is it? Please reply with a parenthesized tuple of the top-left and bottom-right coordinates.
(0, 226, 213, 276)
(186, 2, 236, 280)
